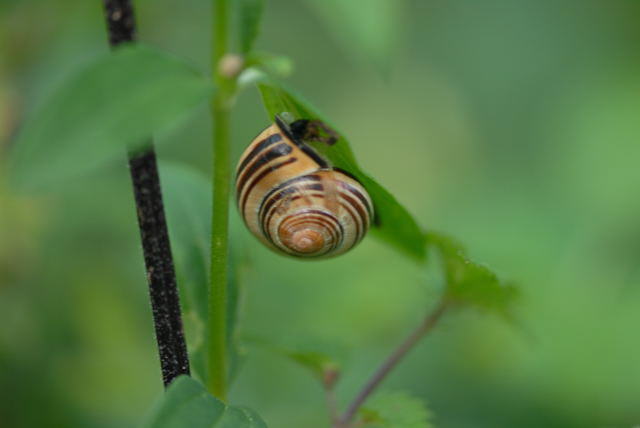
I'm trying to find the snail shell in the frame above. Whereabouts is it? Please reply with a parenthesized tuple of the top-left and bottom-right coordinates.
(235, 117, 374, 258)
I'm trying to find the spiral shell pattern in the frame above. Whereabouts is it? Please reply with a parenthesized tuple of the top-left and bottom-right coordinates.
(235, 118, 373, 258)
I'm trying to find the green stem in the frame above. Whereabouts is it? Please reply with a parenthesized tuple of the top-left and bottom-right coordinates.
(208, 0, 232, 400)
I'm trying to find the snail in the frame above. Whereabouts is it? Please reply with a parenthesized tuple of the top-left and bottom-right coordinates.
(235, 116, 374, 258)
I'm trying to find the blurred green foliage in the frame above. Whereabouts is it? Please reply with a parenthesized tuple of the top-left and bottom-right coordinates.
(1, 0, 640, 427)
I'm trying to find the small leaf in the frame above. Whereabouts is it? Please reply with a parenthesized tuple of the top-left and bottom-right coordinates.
(237, 0, 264, 54)
(360, 391, 433, 428)
(141, 376, 267, 428)
(9, 44, 213, 191)
(256, 79, 426, 261)
(303, 0, 403, 73)
(430, 232, 518, 317)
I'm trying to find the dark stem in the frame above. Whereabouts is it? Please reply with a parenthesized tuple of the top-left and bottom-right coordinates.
(338, 300, 449, 426)
(103, 0, 136, 45)
(102, 0, 190, 387)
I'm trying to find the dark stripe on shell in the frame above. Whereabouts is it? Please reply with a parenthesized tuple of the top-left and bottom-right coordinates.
(236, 133, 283, 176)
(279, 217, 339, 253)
(338, 180, 373, 219)
(286, 192, 361, 243)
(258, 174, 321, 220)
(260, 182, 324, 239)
(236, 142, 293, 201)
(239, 157, 298, 213)
(300, 209, 344, 251)
(275, 209, 344, 255)
(336, 193, 362, 242)
(338, 190, 369, 238)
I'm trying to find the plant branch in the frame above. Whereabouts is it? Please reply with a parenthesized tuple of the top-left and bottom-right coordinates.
(207, 0, 238, 400)
(102, 0, 190, 387)
(325, 386, 340, 427)
(338, 299, 450, 426)
(322, 368, 341, 427)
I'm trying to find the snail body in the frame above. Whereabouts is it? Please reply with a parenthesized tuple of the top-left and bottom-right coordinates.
(235, 117, 373, 258)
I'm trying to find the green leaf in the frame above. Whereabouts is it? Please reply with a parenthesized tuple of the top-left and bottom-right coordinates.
(141, 376, 266, 428)
(160, 163, 211, 381)
(256, 79, 426, 261)
(360, 391, 433, 428)
(160, 162, 244, 385)
(8, 44, 213, 191)
(160, 163, 210, 320)
(303, 0, 403, 73)
(430, 232, 518, 317)
(237, 0, 264, 54)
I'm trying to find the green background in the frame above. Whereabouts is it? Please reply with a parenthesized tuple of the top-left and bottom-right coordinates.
(1, 0, 640, 427)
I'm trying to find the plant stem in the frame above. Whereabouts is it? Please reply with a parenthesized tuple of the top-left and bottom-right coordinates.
(325, 387, 340, 427)
(338, 300, 450, 426)
(207, 0, 234, 400)
(102, 0, 190, 387)
(128, 152, 191, 386)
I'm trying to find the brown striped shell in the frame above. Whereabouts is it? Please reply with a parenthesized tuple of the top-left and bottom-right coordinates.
(235, 117, 373, 258)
